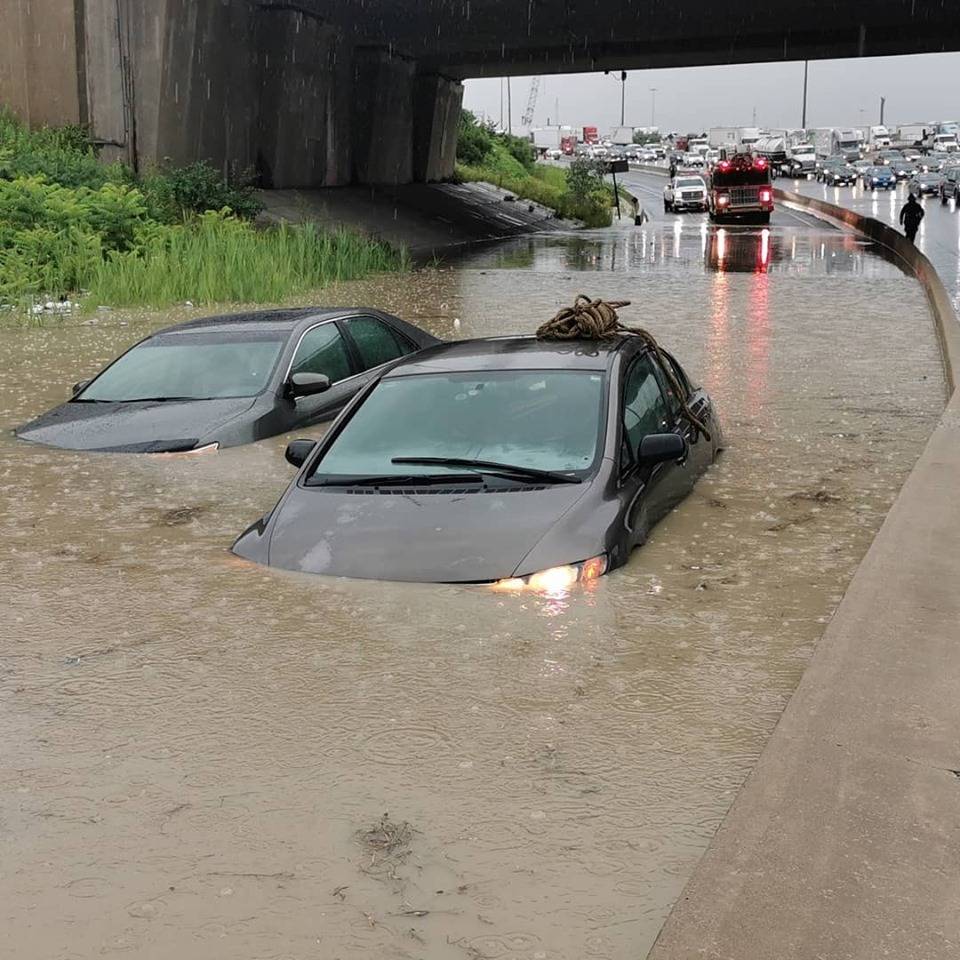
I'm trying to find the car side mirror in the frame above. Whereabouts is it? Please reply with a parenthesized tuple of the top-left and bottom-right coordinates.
(285, 439, 317, 469)
(71, 379, 91, 396)
(638, 432, 687, 465)
(288, 372, 331, 398)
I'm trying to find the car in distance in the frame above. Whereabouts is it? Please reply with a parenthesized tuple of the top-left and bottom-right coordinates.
(232, 336, 723, 585)
(940, 165, 960, 204)
(876, 149, 905, 166)
(907, 172, 943, 197)
(819, 160, 858, 186)
(921, 151, 951, 172)
(888, 158, 919, 181)
(664, 175, 708, 212)
(16, 308, 440, 453)
(861, 166, 897, 190)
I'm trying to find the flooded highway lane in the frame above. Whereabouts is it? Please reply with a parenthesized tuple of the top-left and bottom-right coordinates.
(0, 217, 946, 959)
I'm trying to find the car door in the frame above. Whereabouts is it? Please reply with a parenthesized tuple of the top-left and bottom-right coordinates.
(653, 351, 714, 490)
(619, 352, 682, 546)
(340, 315, 417, 383)
(280, 321, 358, 431)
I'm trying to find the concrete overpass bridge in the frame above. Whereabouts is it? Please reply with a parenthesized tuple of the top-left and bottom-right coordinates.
(2, 1, 959, 188)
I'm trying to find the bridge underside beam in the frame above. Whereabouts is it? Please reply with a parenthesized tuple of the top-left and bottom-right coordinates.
(442, 24, 960, 78)
(4, 0, 960, 188)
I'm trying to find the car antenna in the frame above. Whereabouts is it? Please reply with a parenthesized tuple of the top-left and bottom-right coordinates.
(536, 294, 711, 441)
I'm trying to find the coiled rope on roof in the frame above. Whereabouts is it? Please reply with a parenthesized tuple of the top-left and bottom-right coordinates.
(536, 294, 711, 441)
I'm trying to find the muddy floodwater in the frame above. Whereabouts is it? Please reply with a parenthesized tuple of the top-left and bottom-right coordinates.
(0, 221, 945, 960)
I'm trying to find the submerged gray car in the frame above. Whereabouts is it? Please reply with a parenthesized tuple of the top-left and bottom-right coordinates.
(233, 335, 723, 585)
(16, 308, 439, 453)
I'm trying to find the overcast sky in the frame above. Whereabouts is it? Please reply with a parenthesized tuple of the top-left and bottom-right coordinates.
(463, 52, 960, 134)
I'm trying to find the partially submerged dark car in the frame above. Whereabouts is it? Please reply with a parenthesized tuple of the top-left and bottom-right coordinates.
(16, 308, 439, 453)
(233, 335, 723, 586)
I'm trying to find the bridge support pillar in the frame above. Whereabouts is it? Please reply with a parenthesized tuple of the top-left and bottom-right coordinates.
(255, 9, 350, 188)
(413, 74, 463, 182)
(352, 48, 415, 185)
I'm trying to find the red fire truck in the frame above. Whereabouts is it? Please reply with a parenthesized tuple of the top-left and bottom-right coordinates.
(582, 126, 599, 145)
(706, 152, 774, 224)
(560, 135, 577, 156)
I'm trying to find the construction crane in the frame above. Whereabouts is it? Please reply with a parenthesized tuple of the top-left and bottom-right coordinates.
(521, 76, 541, 128)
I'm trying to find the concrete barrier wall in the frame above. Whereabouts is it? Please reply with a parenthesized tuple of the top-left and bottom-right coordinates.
(647, 193, 960, 959)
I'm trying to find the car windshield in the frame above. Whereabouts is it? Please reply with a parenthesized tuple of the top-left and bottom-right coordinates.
(310, 369, 606, 479)
(675, 178, 703, 187)
(78, 332, 285, 402)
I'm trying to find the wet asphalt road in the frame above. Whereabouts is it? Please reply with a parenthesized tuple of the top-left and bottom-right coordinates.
(787, 176, 960, 307)
(621, 169, 829, 231)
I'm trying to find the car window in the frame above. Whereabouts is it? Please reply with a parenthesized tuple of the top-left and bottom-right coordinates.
(80, 333, 285, 402)
(344, 316, 411, 371)
(290, 323, 352, 382)
(312, 370, 606, 478)
(656, 355, 690, 417)
(622, 355, 673, 455)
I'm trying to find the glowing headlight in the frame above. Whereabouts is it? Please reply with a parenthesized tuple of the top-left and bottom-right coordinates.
(492, 555, 608, 593)
(151, 441, 219, 458)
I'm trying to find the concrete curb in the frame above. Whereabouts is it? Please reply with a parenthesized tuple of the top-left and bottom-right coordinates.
(646, 192, 960, 959)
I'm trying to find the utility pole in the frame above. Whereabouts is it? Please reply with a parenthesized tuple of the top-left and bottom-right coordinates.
(650, 87, 657, 127)
(620, 71, 627, 126)
(507, 77, 512, 136)
(880, 96, 886, 125)
(499, 78, 504, 130)
(801, 60, 809, 129)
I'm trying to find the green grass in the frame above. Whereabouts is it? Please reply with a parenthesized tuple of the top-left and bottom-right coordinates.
(0, 111, 407, 310)
(456, 142, 613, 228)
(88, 212, 406, 308)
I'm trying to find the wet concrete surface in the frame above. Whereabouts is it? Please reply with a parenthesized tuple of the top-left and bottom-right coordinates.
(0, 216, 946, 959)
(259, 182, 575, 259)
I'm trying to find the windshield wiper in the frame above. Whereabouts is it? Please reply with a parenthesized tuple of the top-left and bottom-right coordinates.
(120, 396, 205, 403)
(317, 473, 484, 488)
(392, 457, 582, 485)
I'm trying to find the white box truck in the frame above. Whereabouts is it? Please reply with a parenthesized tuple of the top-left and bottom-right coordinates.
(868, 125, 892, 148)
(896, 123, 931, 148)
(812, 128, 835, 159)
(609, 126, 636, 146)
(708, 127, 739, 150)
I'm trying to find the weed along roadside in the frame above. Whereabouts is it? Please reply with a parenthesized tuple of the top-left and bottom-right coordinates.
(0, 111, 405, 315)
(455, 110, 615, 227)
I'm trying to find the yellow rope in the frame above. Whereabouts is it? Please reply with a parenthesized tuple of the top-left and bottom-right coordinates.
(536, 295, 711, 441)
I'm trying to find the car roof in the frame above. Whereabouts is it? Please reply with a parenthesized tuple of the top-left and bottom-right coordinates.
(151, 307, 384, 338)
(382, 335, 633, 377)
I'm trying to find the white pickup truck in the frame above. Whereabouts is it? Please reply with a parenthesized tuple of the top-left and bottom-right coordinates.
(664, 175, 708, 213)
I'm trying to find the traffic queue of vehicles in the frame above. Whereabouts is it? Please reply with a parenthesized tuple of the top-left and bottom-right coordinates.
(538, 120, 960, 210)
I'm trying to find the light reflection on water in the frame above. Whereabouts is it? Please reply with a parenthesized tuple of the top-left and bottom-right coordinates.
(0, 220, 946, 960)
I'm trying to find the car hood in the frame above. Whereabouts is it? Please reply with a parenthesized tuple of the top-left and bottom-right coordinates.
(15, 397, 256, 452)
(243, 482, 593, 583)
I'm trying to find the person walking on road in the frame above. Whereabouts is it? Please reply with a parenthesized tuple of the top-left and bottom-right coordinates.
(899, 193, 925, 243)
